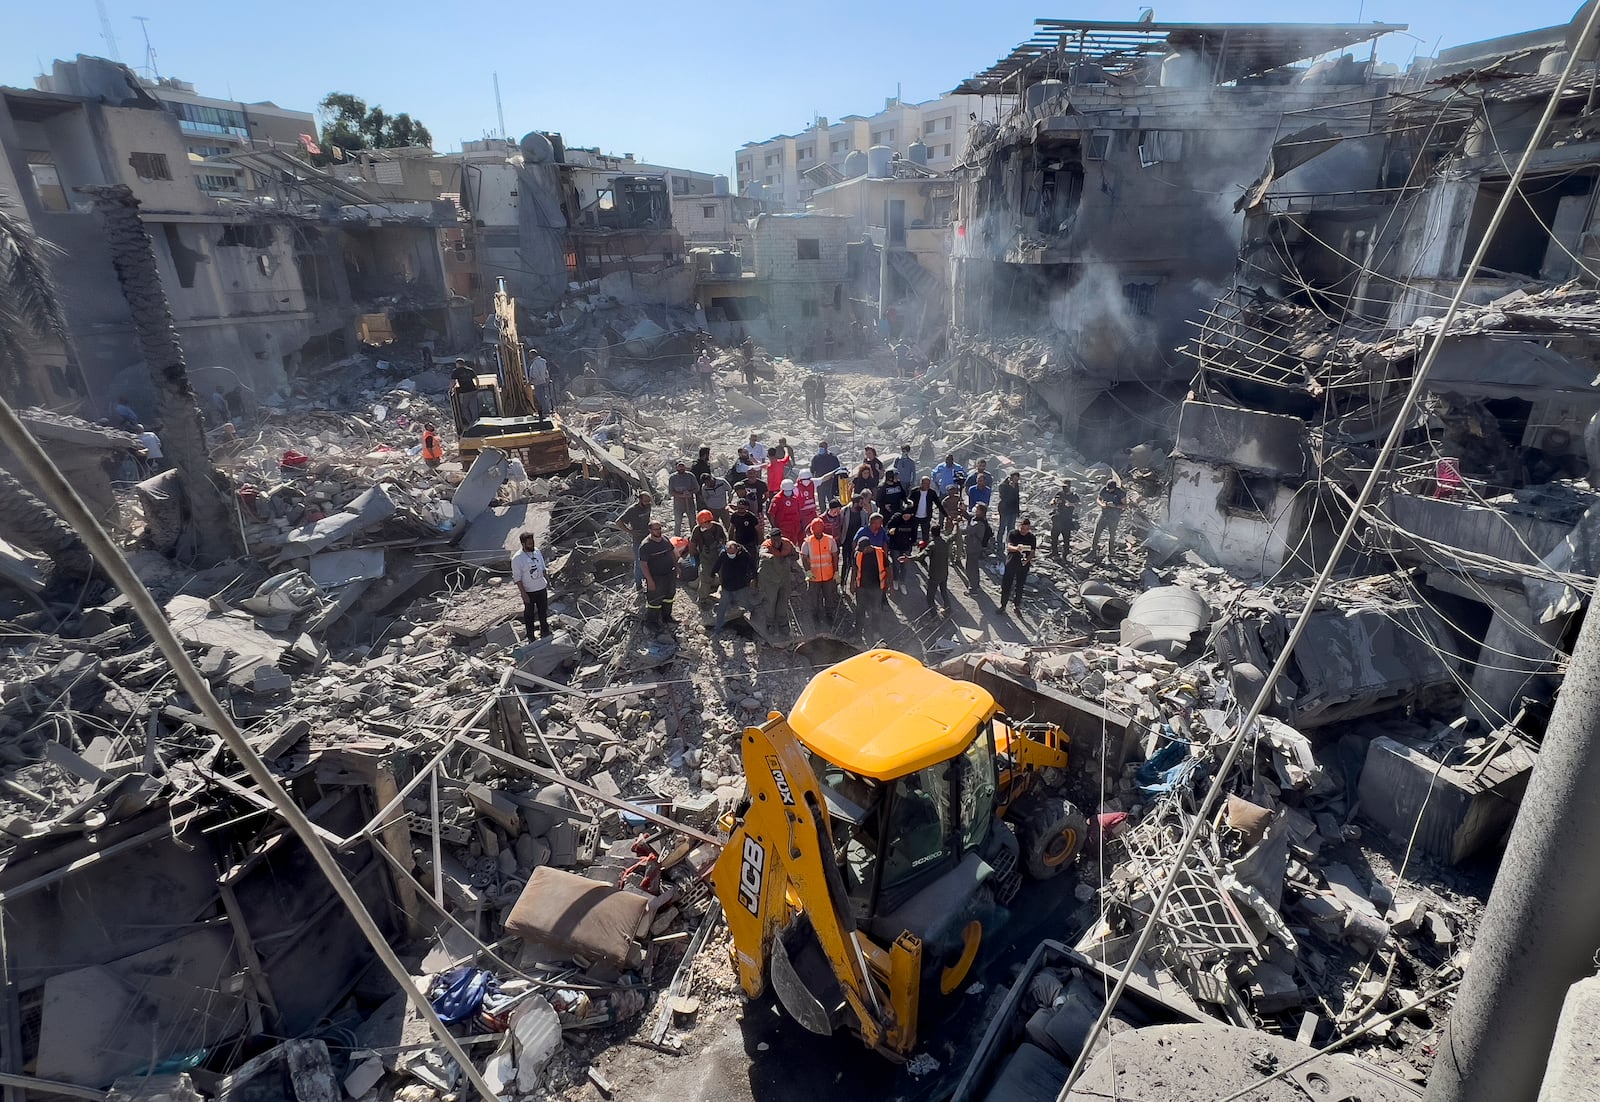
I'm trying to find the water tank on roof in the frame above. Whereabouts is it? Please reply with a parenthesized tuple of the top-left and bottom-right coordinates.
(712, 175, 730, 196)
(867, 145, 893, 178)
(843, 150, 869, 178)
(908, 142, 929, 165)
(1161, 50, 1207, 87)
(1541, 50, 1571, 75)
(1025, 79, 1067, 109)
(1070, 63, 1108, 85)
(710, 250, 740, 277)
(519, 132, 554, 164)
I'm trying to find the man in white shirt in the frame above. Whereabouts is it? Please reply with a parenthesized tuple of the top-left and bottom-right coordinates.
(747, 433, 768, 464)
(135, 425, 165, 475)
(510, 530, 551, 639)
(525, 348, 553, 415)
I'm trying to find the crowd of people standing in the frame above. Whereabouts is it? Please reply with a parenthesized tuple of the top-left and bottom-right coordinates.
(587, 434, 1133, 639)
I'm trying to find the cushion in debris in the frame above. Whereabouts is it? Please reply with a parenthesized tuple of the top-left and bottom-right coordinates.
(505, 867, 648, 970)
(980, 1042, 1068, 1102)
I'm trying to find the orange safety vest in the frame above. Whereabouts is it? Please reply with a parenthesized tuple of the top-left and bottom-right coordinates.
(855, 545, 890, 590)
(421, 430, 444, 462)
(804, 534, 837, 582)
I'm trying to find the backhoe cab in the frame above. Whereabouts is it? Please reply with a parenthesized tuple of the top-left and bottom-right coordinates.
(711, 649, 1088, 1059)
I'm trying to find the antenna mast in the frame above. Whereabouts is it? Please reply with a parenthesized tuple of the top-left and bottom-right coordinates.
(132, 15, 159, 80)
(93, 0, 123, 62)
(493, 72, 507, 141)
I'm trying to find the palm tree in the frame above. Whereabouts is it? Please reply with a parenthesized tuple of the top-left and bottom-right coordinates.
(0, 194, 69, 404)
(0, 192, 96, 589)
(85, 185, 240, 563)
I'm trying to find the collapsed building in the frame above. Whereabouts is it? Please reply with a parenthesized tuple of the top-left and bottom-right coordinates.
(946, 19, 1408, 456)
(9, 14, 1600, 1102)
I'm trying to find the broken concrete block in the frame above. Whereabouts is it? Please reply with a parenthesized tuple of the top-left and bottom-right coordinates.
(253, 665, 293, 694)
(1425, 911, 1455, 947)
(1358, 735, 1530, 865)
(1248, 963, 1301, 1014)
(548, 820, 577, 868)
(483, 622, 519, 649)
(343, 1054, 385, 1099)
(1389, 899, 1425, 935)
(466, 783, 522, 833)
(590, 770, 621, 799)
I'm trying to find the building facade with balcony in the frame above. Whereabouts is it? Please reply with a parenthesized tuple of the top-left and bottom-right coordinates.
(735, 91, 985, 212)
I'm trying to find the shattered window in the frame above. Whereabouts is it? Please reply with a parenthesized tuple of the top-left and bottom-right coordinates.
(797, 238, 821, 260)
(1227, 472, 1275, 517)
(129, 151, 172, 181)
(597, 188, 615, 212)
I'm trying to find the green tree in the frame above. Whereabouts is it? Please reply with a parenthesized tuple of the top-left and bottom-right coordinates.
(318, 93, 433, 152)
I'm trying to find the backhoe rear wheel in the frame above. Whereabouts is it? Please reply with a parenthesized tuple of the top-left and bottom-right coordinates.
(1012, 795, 1088, 880)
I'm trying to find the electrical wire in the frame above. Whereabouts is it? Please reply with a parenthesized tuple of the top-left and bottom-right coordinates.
(1055, 22, 1600, 1094)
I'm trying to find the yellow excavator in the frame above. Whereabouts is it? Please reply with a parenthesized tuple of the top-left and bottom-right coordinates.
(711, 649, 1089, 1059)
(449, 279, 571, 473)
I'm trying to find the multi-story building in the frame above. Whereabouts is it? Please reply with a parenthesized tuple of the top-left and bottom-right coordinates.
(735, 91, 985, 211)
(948, 18, 1406, 452)
(0, 55, 459, 414)
(36, 60, 319, 201)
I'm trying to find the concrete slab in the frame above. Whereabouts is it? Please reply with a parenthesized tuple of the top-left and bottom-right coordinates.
(1537, 976, 1600, 1102)
(458, 503, 553, 569)
(309, 549, 386, 588)
(278, 484, 397, 561)
(1358, 735, 1531, 864)
(453, 447, 514, 526)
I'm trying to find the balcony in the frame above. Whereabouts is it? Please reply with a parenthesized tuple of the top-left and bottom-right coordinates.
(178, 119, 248, 142)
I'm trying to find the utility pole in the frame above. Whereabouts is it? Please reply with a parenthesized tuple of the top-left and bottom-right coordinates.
(1424, 580, 1600, 1102)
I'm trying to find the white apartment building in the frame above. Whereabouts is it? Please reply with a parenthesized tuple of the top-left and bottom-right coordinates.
(735, 91, 985, 212)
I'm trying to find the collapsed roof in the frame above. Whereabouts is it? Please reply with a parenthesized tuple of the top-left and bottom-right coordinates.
(953, 19, 1408, 95)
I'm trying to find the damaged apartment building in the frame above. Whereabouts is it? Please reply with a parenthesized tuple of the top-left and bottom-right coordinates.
(0, 56, 466, 416)
(947, 18, 1407, 456)
(1165, 22, 1600, 732)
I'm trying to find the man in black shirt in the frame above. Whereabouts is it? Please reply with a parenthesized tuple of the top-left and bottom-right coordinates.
(1091, 477, 1128, 559)
(924, 524, 952, 614)
(879, 470, 907, 521)
(738, 468, 769, 514)
(726, 498, 762, 550)
(615, 492, 653, 591)
(639, 521, 679, 628)
(886, 508, 917, 595)
(853, 535, 890, 639)
(964, 503, 993, 593)
(451, 358, 483, 424)
(1000, 517, 1037, 616)
(712, 541, 759, 631)
(997, 472, 1022, 555)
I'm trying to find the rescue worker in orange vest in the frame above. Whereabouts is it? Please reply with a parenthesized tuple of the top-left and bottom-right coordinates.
(802, 517, 840, 625)
(853, 533, 891, 640)
(421, 422, 444, 468)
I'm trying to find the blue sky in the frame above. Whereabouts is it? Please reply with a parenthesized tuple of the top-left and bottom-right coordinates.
(2, 0, 1586, 175)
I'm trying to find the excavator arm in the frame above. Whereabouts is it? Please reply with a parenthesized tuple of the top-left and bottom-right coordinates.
(712, 714, 922, 1056)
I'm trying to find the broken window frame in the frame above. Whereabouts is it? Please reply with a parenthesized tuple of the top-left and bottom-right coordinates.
(796, 238, 821, 261)
(128, 151, 173, 182)
(1224, 471, 1276, 518)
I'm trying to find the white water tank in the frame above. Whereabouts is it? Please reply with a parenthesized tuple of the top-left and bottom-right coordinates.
(843, 150, 869, 178)
(712, 175, 730, 196)
(867, 145, 893, 178)
(908, 142, 929, 165)
(1025, 79, 1067, 109)
(519, 132, 554, 164)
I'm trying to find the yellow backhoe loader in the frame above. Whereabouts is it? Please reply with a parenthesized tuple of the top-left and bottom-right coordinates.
(711, 649, 1089, 1059)
(449, 279, 570, 474)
